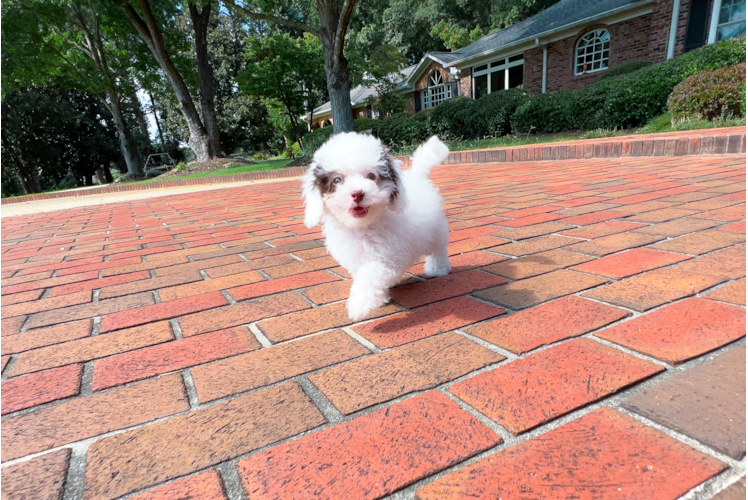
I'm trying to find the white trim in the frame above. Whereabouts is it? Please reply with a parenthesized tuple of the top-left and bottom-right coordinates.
(574, 29, 611, 75)
(708, 0, 720, 42)
(667, 0, 681, 59)
(450, 0, 653, 69)
(471, 55, 525, 96)
(542, 46, 548, 93)
(707, 0, 721, 43)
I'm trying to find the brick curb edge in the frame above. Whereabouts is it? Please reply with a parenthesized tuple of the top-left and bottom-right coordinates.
(2, 131, 744, 205)
(397, 132, 746, 167)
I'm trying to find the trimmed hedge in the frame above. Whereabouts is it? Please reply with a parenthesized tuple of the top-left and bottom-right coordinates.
(598, 60, 652, 80)
(512, 37, 746, 133)
(668, 63, 746, 121)
(376, 112, 430, 151)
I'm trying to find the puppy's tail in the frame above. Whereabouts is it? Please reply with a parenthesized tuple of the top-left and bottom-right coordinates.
(409, 136, 449, 178)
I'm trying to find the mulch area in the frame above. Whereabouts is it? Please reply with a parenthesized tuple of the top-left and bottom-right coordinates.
(155, 157, 257, 179)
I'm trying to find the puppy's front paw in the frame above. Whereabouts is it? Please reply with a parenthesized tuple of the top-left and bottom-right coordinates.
(347, 288, 386, 321)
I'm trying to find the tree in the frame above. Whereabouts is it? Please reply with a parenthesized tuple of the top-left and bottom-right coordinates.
(430, 21, 483, 51)
(2, 0, 145, 175)
(240, 32, 326, 144)
(120, 0, 217, 160)
(187, 0, 222, 155)
(362, 44, 407, 117)
(2, 87, 119, 196)
(224, 0, 358, 133)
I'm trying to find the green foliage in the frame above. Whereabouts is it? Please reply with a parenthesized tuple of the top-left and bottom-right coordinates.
(376, 112, 430, 151)
(1, 87, 119, 196)
(427, 96, 482, 139)
(476, 89, 531, 137)
(252, 152, 269, 161)
(668, 63, 746, 122)
(224, 161, 240, 169)
(173, 162, 190, 172)
(598, 60, 653, 80)
(429, 21, 484, 50)
(511, 37, 747, 133)
(240, 32, 327, 143)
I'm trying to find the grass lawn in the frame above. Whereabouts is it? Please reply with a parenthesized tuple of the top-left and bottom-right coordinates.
(134, 158, 293, 183)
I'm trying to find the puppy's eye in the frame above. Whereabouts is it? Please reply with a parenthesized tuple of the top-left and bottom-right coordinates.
(366, 173, 376, 181)
(332, 177, 343, 185)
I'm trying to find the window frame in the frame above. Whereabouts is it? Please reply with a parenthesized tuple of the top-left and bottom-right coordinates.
(471, 54, 524, 98)
(421, 70, 452, 109)
(574, 29, 611, 76)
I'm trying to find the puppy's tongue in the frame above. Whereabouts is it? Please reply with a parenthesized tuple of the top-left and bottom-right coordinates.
(350, 206, 368, 218)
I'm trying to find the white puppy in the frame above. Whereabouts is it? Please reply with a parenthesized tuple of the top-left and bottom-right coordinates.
(302, 132, 451, 321)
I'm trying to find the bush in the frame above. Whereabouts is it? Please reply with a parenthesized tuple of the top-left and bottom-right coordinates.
(511, 90, 586, 133)
(668, 63, 746, 122)
(252, 152, 269, 161)
(598, 60, 653, 80)
(511, 37, 746, 133)
(413, 108, 433, 121)
(427, 96, 484, 139)
(376, 112, 430, 152)
(475, 89, 531, 137)
(354, 118, 381, 134)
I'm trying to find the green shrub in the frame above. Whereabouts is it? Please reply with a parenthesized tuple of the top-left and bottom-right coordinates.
(173, 162, 190, 172)
(511, 90, 586, 133)
(252, 152, 269, 161)
(376, 112, 430, 152)
(224, 161, 240, 169)
(511, 37, 746, 133)
(413, 108, 433, 121)
(474, 89, 531, 137)
(638, 113, 674, 133)
(668, 63, 746, 122)
(598, 60, 652, 80)
(354, 118, 381, 134)
(427, 96, 484, 139)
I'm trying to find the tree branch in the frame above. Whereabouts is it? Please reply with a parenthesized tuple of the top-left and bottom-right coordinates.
(120, 3, 156, 54)
(334, 0, 355, 60)
(222, 0, 316, 34)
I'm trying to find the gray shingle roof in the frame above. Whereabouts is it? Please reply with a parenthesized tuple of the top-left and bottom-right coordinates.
(449, 0, 647, 63)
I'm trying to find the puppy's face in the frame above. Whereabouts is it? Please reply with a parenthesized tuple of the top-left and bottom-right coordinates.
(302, 133, 404, 229)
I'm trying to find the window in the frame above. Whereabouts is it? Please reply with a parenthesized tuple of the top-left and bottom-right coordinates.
(421, 70, 452, 109)
(716, 0, 746, 40)
(575, 29, 610, 75)
(472, 55, 523, 97)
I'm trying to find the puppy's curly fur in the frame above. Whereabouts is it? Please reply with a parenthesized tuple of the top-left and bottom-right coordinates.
(302, 133, 451, 320)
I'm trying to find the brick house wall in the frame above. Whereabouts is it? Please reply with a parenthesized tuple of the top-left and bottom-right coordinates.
(648, 0, 693, 61)
(521, 0, 698, 95)
(523, 17, 655, 93)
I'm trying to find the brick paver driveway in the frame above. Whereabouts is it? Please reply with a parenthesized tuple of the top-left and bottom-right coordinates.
(1, 153, 745, 500)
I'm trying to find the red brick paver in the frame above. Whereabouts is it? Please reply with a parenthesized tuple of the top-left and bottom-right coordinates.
(1, 147, 744, 499)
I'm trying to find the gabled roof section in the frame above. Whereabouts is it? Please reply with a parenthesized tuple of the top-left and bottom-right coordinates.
(402, 53, 462, 87)
(448, 0, 650, 66)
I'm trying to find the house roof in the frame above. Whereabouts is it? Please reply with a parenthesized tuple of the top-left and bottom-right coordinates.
(305, 64, 417, 121)
(445, 0, 649, 66)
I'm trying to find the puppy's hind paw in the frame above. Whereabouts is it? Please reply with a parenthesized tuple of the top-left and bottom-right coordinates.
(424, 254, 451, 277)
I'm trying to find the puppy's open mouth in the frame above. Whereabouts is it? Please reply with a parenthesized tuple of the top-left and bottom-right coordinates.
(349, 206, 369, 218)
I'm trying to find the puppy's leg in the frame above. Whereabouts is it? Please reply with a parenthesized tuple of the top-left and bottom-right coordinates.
(424, 219, 451, 277)
(347, 262, 400, 321)
(424, 248, 451, 277)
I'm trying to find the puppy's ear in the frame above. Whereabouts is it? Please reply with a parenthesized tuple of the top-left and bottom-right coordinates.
(301, 165, 324, 227)
(385, 153, 407, 213)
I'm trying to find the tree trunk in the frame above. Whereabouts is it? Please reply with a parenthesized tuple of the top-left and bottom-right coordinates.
(317, 1, 355, 133)
(189, 2, 222, 157)
(94, 169, 106, 184)
(103, 163, 114, 183)
(122, 0, 212, 161)
(130, 91, 152, 148)
(17, 172, 39, 194)
(148, 92, 166, 146)
(106, 86, 143, 176)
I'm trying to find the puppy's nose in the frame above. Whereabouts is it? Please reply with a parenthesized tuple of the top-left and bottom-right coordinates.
(351, 190, 364, 203)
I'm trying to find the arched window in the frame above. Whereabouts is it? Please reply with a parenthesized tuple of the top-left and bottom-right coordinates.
(575, 29, 610, 75)
(421, 70, 452, 109)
